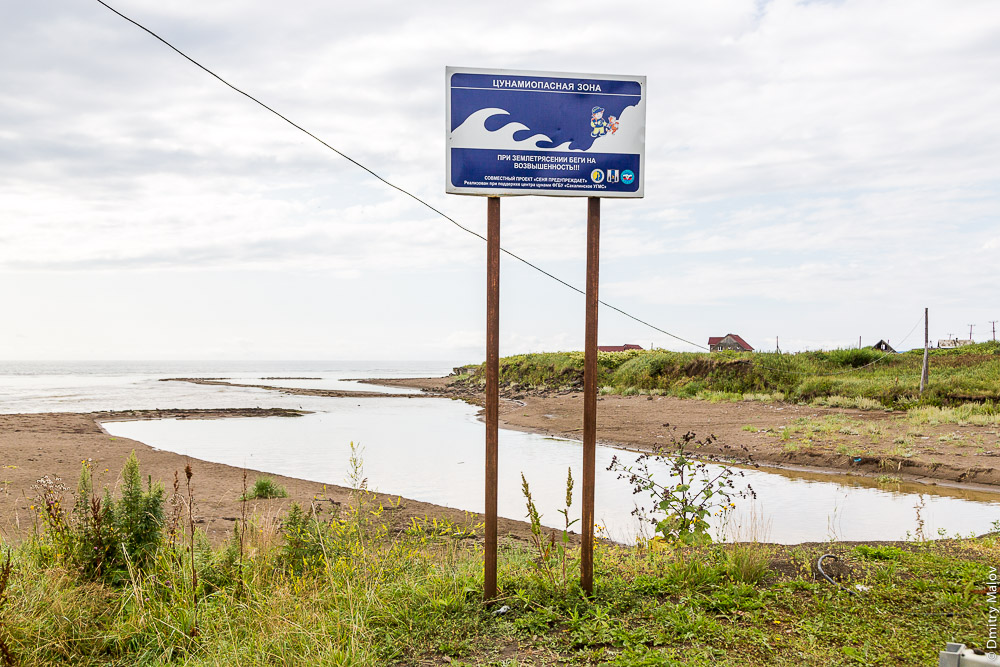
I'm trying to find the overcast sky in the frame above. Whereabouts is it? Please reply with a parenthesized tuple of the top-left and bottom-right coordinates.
(1, 0, 998, 361)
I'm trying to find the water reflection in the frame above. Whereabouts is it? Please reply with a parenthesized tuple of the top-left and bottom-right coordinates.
(103, 397, 1000, 544)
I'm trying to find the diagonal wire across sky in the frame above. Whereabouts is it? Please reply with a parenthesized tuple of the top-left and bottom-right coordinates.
(92, 0, 924, 376)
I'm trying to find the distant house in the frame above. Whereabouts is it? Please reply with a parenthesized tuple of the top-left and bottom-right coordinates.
(597, 344, 644, 352)
(708, 334, 753, 353)
(871, 340, 896, 353)
(938, 339, 974, 349)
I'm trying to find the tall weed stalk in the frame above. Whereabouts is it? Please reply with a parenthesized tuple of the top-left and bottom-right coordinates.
(520, 468, 578, 590)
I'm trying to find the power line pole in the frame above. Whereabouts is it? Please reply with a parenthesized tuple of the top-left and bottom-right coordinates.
(920, 308, 929, 394)
(990, 320, 997, 341)
(968, 324, 975, 341)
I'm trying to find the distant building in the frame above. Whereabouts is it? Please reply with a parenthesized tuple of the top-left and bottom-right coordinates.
(708, 334, 753, 353)
(597, 344, 644, 352)
(871, 340, 896, 353)
(938, 339, 974, 349)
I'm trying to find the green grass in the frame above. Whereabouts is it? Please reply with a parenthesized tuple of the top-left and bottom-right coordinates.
(240, 476, 288, 500)
(3, 519, 995, 665)
(455, 341, 1000, 410)
(6, 451, 998, 665)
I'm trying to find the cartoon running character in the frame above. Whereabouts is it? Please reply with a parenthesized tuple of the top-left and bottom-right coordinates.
(590, 106, 608, 137)
(607, 115, 619, 135)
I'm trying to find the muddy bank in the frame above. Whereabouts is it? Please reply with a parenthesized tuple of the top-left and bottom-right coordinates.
(0, 409, 535, 545)
(371, 377, 1000, 491)
(159, 377, 442, 399)
(160, 378, 437, 398)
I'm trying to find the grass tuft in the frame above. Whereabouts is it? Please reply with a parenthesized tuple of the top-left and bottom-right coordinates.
(240, 477, 289, 501)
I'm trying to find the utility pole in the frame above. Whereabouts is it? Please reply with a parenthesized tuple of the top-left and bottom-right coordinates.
(968, 324, 975, 342)
(990, 320, 997, 341)
(776, 336, 780, 353)
(920, 308, 929, 394)
(858, 335, 862, 349)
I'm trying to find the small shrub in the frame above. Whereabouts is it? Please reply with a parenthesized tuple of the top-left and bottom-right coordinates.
(279, 502, 327, 574)
(607, 429, 755, 545)
(853, 544, 906, 561)
(240, 477, 288, 501)
(32, 451, 164, 581)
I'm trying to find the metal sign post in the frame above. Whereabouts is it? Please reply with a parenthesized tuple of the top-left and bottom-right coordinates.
(581, 197, 600, 594)
(485, 196, 500, 599)
(446, 67, 645, 600)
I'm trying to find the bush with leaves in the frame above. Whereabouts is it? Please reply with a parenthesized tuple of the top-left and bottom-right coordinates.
(33, 450, 165, 580)
(608, 428, 755, 545)
(279, 502, 330, 574)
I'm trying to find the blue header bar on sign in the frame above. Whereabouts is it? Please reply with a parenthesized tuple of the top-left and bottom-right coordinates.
(451, 73, 642, 98)
(446, 67, 646, 198)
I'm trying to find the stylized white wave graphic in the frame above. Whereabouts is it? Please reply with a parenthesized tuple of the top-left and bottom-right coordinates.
(450, 108, 572, 151)
(450, 103, 644, 154)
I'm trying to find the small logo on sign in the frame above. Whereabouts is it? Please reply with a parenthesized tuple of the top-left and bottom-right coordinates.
(590, 169, 605, 183)
(621, 169, 635, 185)
(606, 169, 620, 184)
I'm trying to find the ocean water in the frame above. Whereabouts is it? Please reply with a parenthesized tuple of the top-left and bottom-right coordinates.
(4, 361, 999, 543)
(0, 360, 439, 414)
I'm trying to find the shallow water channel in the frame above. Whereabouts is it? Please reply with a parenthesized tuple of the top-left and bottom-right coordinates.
(103, 395, 1000, 544)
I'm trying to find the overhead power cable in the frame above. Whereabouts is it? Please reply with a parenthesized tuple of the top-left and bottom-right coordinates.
(93, 0, 707, 351)
(92, 0, 920, 377)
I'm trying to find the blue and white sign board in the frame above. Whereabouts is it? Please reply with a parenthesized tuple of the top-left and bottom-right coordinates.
(446, 67, 646, 198)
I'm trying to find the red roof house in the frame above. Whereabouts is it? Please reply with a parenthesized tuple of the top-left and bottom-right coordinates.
(708, 334, 753, 352)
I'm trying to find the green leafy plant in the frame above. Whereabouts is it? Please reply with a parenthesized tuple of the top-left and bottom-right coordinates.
(853, 544, 906, 561)
(608, 429, 755, 545)
(113, 451, 166, 568)
(32, 452, 164, 581)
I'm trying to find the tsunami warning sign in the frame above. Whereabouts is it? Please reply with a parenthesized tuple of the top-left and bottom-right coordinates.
(446, 67, 646, 198)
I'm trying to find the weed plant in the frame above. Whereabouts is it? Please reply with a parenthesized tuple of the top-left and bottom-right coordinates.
(32, 452, 164, 582)
(608, 429, 756, 545)
(520, 468, 578, 591)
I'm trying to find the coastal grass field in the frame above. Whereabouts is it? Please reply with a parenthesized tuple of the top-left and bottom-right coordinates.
(1, 454, 997, 666)
(455, 341, 1000, 413)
